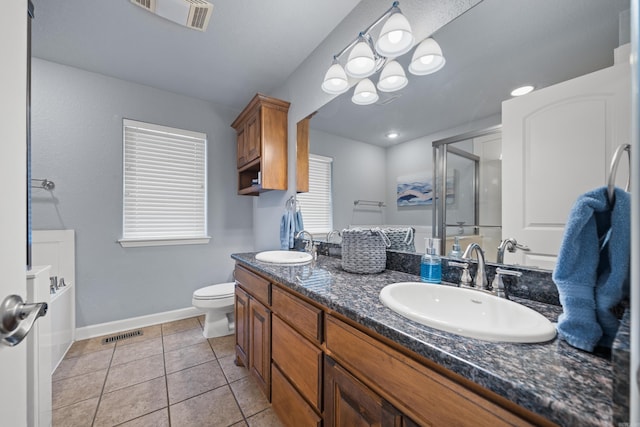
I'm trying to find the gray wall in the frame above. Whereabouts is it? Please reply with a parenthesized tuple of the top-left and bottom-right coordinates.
(309, 129, 386, 230)
(31, 58, 254, 327)
(385, 114, 501, 226)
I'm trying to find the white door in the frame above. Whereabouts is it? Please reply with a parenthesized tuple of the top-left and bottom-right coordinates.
(502, 57, 631, 269)
(0, 0, 30, 425)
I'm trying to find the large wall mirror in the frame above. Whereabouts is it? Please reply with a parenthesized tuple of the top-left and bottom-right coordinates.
(302, 0, 630, 270)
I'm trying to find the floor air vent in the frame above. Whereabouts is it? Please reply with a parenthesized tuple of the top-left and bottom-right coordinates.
(102, 330, 143, 344)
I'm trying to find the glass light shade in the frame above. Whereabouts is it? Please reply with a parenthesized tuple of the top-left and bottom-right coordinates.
(376, 60, 408, 92)
(345, 41, 376, 78)
(352, 78, 379, 105)
(375, 12, 414, 57)
(408, 38, 446, 76)
(321, 63, 349, 94)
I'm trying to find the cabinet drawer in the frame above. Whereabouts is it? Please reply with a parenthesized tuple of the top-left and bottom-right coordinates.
(272, 364, 322, 427)
(272, 315, 322, 411)
(272, 286, 322, 344)
(235, 265, 270, 306)
(325, 316, 536, 427)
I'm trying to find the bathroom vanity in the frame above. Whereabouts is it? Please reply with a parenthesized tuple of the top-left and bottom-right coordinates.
(232, 252, 619, 426)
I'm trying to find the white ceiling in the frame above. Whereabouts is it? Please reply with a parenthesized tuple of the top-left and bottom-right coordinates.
(30, 0, 361, 110)
(311, 0, 631, 147)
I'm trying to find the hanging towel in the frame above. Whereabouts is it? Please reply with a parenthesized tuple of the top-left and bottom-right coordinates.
(288, 210, 295, 249)
(294, 210, 304, 234)
(553, 186, 630, 352)
(279, 211, 291, 250)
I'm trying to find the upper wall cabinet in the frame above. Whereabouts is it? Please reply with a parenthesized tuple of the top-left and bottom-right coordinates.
(231, 94, 290, 196)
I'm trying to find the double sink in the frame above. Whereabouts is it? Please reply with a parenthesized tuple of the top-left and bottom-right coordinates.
(255, 251, 556, 344)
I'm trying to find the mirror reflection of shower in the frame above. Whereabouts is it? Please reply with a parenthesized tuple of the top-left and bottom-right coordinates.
(433, 126, 502, 262)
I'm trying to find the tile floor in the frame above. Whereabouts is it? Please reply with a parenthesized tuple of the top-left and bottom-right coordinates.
(51, 316, 284, 427)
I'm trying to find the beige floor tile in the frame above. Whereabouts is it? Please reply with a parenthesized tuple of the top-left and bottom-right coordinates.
(65, 337, 114, 358)
(230, 376, 270, 418)
(118, 408, 170, 427)
(230, 421, 249, 427)
(208, 334, 236, 359)
(53, 348, 113, 381)
(104, 354, 165, 393)
(116, 324, 163, 347)
(246, 408, 284, 427)
(94, 376, 168, 427)
(218, 355, 249, 383)
(165, 341, 215, 374)
(167, 360, 227, 404)
(196, 314, 205, 327)
(52, 369, 107, 409)
(169, 385, 244, 427)
(51, 396, 99, 427)
(163, 327, 207, 352)
(112, 336, 163, 366)
(162, 317, 201, 336)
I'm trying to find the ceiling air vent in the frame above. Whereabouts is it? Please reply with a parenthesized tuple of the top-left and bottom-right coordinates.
(130, 0, 213, 32)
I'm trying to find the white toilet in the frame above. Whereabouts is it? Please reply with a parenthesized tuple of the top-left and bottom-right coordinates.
(192, 282, 236, 338)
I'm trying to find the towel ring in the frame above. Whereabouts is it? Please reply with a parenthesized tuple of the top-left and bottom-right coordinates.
(607, 144, 631, 204)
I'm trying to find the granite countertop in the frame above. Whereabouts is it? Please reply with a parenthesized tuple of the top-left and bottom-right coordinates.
(232, 252, 615, 427)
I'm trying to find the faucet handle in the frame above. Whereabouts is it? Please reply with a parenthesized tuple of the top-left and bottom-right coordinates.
(448, 261, 472, 287)
(491, 268, 523, 299)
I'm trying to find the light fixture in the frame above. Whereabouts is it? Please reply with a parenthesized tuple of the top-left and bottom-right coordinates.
(321, 61, 349, 94)
(408, 38, 446, 75)
(386, 131, 399, 139)
(321, 1, 446, 105)
(375, 9, 414, 57)
(510, 85, 535, 97)
(377, 60, 408, 92)
(345, 38, 377, 78)
(352, 79, 379, 105)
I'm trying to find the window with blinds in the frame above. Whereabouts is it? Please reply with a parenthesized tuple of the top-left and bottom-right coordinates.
(120, 119, 210, 247)
(297, 154, 333, 234)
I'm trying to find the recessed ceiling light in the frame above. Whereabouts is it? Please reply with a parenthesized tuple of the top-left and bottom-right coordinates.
(386, 131, 399, 139)
(510, 85, 535, 97)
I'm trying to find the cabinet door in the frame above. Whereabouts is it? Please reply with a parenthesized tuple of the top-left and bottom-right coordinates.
(234, 286, 249, 368)
(236, 126, 247, 168)
(245, 109, 261, 165)
(325, 356, 402, 427)
(249, 297, 271, 399)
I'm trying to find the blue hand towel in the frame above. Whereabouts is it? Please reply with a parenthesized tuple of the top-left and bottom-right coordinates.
(553, 186, 630, 352)
(295, 210, 304, 233)
(279, 212, 291, 250)
(288, 210, 296, 249)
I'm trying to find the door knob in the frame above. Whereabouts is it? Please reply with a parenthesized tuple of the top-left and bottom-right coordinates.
(0, 295, 47, 347)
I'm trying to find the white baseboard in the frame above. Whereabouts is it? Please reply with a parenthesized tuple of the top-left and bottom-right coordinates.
(75, 307, 201, 341)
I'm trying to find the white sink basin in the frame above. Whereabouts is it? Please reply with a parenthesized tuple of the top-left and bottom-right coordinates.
(255, 250, 313, 265)
(379, 282, 556, 343)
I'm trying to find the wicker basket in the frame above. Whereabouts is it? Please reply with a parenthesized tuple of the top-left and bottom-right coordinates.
(381, 227, 415, 252)
(341, 228, 391, 274)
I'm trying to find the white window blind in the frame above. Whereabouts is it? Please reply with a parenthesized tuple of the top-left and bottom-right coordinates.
(298, 154, 333, 234)
(121, 119, 209, 247)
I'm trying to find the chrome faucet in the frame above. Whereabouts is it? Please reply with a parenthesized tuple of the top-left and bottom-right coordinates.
(496, 238, 530, 264)
(461, 243, 488, 291)
(296, 230, 317, 260)
(491, 267, 523, 299)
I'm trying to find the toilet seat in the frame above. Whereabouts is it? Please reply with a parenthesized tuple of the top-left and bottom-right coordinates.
(193, 282, 235, 300)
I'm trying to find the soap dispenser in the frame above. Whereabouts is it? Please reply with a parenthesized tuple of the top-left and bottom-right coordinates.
(448, 236, 462, 258)
(421, 238, 442, 284)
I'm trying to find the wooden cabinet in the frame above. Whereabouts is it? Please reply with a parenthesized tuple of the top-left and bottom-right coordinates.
(249, 298, 271, 398)
(234, 265, 271, 399)
(231, 93, 290, 196)
(325, 355, 405, 427)
(325, 315, 546, 427)
(235, 263, 554, 427)
(271, 285, 324, 423)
